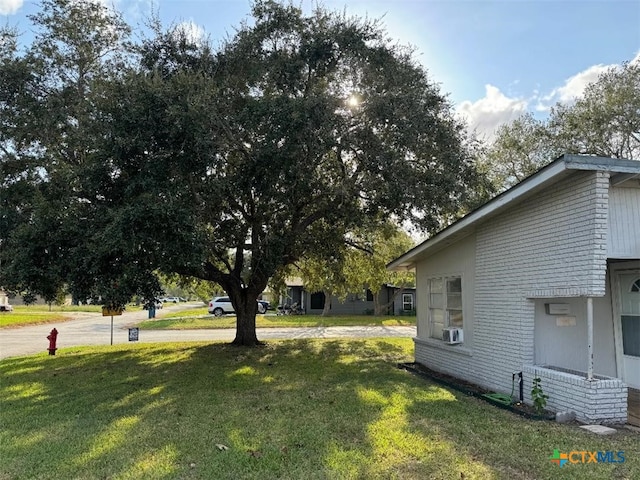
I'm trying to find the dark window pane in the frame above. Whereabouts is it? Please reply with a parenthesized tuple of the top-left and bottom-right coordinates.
(310, 292, 326, 310)
(447, 294, 462, 309)
(447, 278, 462, 293)
(622, 315, 640, 357)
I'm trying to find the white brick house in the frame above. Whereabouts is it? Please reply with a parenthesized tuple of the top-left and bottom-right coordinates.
(389, 155, 640, 425)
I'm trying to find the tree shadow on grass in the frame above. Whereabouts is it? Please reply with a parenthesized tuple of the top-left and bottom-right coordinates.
(0, 339, 534, 479)
(400, 371, 640, 480)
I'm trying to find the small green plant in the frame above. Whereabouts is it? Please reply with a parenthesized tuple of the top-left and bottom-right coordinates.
(531, 374, 549, 414)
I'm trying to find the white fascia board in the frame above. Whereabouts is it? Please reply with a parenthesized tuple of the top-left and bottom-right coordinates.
(563, 155, 640, 174)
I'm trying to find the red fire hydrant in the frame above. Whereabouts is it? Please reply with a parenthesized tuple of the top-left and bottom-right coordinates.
(47, 328, 58, 356)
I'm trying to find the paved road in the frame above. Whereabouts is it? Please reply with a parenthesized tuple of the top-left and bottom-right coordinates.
(0, 304, 416, 360)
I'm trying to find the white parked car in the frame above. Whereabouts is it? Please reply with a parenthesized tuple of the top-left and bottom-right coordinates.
(208, 297, 267, 316)
(161, 296, 181, 303)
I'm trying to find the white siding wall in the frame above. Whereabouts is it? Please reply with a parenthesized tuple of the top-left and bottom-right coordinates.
(607, 186, 640, 258)
(414, 233, 477, 384)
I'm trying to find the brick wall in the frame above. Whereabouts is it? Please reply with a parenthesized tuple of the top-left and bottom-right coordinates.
(471, 170, 609, 393)
(414, 338, 477, 385)
(523, 365, 627, 424)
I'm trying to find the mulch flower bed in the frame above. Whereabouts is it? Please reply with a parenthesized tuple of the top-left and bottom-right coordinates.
(398, 362, 555, 421)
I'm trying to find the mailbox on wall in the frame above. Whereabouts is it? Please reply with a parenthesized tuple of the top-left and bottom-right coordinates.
(545, 303, 571, 315)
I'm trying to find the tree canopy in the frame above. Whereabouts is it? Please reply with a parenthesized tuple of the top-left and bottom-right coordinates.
(1, 0, 486, 345)
(549, 60, 640, 160)
(481, 60, 640, 190)
(285, 223, 414, 316)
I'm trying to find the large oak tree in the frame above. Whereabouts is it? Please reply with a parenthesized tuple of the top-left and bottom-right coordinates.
(1, 0, 485, 345)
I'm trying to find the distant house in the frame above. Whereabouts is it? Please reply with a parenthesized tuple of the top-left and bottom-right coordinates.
(389, 155, 640, 426)
(276, 278, 415, 316)
(0, 291, 70, 306)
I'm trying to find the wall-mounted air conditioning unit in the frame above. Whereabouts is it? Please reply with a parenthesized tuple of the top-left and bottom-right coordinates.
(442, 327, 463, 345)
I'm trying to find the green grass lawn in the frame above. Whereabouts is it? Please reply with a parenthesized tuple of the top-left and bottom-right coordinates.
(141, 309, 416, 330)
(1, 339, 637, 480)
(159, 306, 212, 318)
(0, 305, 103, 328)
(12, 304, 104, 313)
(0, 311, 70, 328)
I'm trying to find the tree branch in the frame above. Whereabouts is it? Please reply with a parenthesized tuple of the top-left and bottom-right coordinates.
(344, 238, 373, 255)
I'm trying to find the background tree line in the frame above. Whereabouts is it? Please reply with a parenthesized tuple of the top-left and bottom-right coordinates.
(479, 60, 640, 190)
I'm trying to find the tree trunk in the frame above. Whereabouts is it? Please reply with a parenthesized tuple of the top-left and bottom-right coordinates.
(227, 284, 263, 346)
(373, 291, 383, 316)
(321, 290, 331, 317)
(233, 305, 261, 346)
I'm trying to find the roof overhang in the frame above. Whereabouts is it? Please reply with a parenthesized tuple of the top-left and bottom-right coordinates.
(388, 154, 640, 271)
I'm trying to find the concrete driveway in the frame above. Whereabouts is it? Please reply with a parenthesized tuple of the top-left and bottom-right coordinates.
(0, 304, 416, 360)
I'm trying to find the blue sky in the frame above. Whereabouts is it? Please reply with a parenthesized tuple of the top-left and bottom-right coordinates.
(2, 0, 639, 140)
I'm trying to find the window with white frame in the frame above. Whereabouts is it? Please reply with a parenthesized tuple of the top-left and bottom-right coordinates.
(402, 293, 414, 312)
(428, 276, 463, 340)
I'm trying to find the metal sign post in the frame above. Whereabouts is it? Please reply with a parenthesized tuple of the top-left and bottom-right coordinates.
(102, 307, 124, 346)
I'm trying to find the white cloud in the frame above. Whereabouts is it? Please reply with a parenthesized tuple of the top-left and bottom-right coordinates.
(174, 21, 206, 45)
(537, 64, 609, 110)
(118, 0, 153, 23)
(0, 0, 23, 15)
(459, 53, 640, 140)
(537, 52, 640, 110)
(456, 84, 528, 141)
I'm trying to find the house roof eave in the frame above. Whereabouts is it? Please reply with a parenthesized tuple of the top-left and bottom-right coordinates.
(387, 154, 640, 271)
